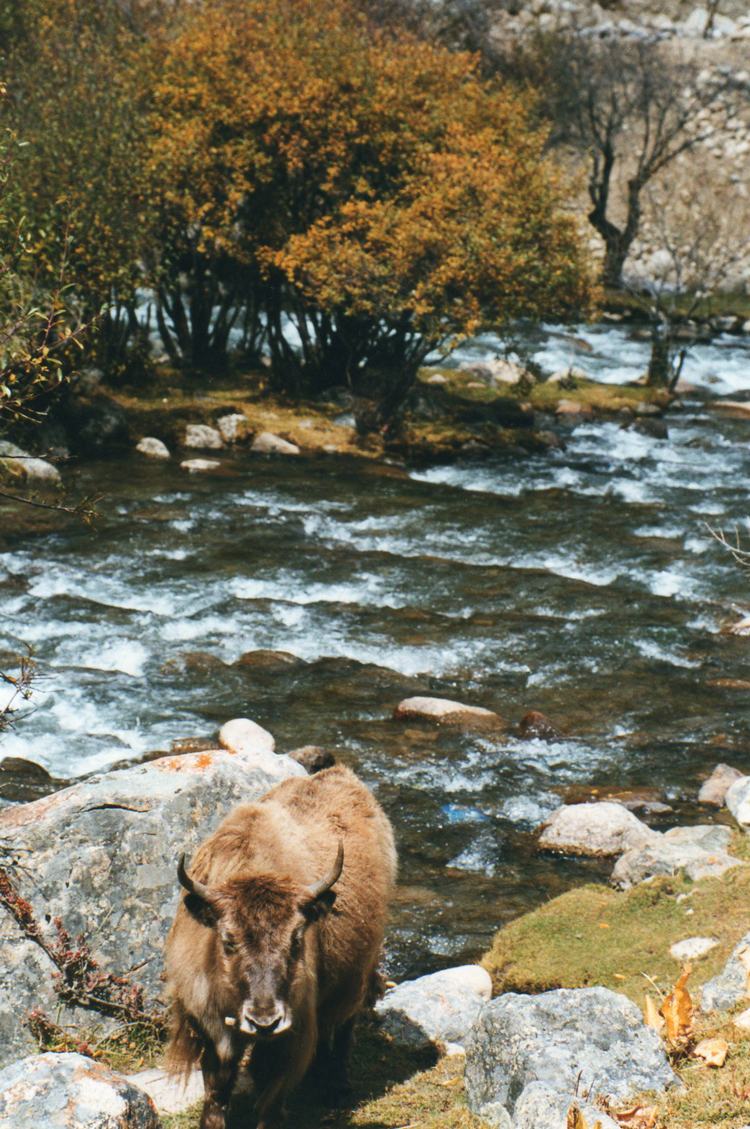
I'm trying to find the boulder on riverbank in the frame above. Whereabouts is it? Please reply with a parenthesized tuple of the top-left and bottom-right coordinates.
(136, 437, 170, 459)
(0, 1052, 161, 1128)
(464, 987, 676, 1125)
(183, 423, 223, 450)
(612, 824, 742, 888)
(700, 929, 750, 1011)
(393, 696, 505, 731)
(537, 801, 657, 856)
(251, 431, 300, 455)
(698, 763, 744, 806)
(726, 775, 750, 827)
(375, 965, 491, 1051)
(0, 441, 60, 484)
(510, 1083, 620, 1129)
(0, 740, 304, 1066)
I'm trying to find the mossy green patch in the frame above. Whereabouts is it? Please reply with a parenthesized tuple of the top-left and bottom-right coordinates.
(482, 866, 750, 1007)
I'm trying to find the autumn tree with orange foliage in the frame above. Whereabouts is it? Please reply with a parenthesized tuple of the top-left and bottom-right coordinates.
(147, 0, 594, 407)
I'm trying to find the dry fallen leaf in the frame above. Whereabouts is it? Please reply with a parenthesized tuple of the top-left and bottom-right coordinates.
(659, 965, 693, 1045)
(567, 1106, 603, 1129)
(693, 1036, 729, 1067)
(598, 922, 610, 929)
(644, 994, 665, 1034)
(615, 1104, 659, 1128)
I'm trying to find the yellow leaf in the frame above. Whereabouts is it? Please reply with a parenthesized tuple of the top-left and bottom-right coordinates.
(615, 1104, 659, 1128)
(659, 965, 693, 1045)
(693, 1037, 728, 1067)
(644, 994, 665, 1034)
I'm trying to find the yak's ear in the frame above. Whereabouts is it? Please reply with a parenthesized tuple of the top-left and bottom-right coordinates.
(183, 892, 221, 929)
(301, 888, 337, 923)
(177, 854, 221, 928)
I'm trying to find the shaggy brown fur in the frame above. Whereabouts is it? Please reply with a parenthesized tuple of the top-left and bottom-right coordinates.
(163, 765, 397, 1129)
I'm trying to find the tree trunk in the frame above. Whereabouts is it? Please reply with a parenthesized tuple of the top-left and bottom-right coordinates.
(646, 326, 671, 387)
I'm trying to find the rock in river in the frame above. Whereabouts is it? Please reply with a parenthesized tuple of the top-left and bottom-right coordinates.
(0, 1052, 160, 1128)
(698, 763, 744, 807)
(219, 716, 276, 754)
(393, 696, 505, 730)
(375, 965, 491, 1051)
(464, 987, 676, 1125)
(612, 824, 742, 889)
(0, 743, 304, 1067)
(726, 775, 750, 827)
(538, 802, 657, 857)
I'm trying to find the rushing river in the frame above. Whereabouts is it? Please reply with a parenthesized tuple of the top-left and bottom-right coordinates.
(2, 323, 750, 975)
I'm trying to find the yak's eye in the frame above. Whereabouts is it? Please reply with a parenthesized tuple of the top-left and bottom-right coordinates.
(222, 937, 237, 955)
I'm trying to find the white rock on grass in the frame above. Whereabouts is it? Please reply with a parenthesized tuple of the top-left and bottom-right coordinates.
(464, 987, 676, 1125)
(136, 437, 170, 459)
(538, 802, 658, 857)
(217, 414, 247, 443)
(510, 1083, 620, 1129)
(613, 825, 742, 889)
(375, 966, 492, 1050)
(426, 373, 447, 385)
(251, 432, 300, 455)
(698, 764, 744, 806)
(0, 745, 304, 1066)
(184, 423, 223, 449)
(126, 1066, 203, 1114)
(734, 1007, 750, 1031)
(219, 717, 276, 755)
(0, 441, 60, 483)
(726, 776, 750, 827)
(393, 696, 503, 728)
(701, 931, 750, 1011)
(180, 458, 222, 473)
(0, 1052, 160, 1128)
(670, 937, 719, 961)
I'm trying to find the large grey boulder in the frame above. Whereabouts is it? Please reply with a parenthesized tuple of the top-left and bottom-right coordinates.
(700, 929, 750, 1012)
(464, 988, 676, 1123)
(375, 965, 491, 1050)
(612, 825, 742, 889)
(0, 1052, 160, 1128)
(726, 776, 750, 828)
(0, 743, 304, 1066)
(538, 802, 657, 857)
(510, 1083, 620, 1129)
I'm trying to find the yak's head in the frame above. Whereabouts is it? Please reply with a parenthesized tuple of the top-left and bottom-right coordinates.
(176, 844, 343, 1039)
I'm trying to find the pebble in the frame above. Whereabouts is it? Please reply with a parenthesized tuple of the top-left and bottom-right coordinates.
(669, 937, 718, 961)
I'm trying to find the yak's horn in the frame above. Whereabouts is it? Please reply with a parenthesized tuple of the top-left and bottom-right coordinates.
(308, 841, 344, 899)
(177, 854, 217, 903)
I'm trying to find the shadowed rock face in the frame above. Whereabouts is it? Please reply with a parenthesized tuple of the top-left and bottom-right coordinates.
(0, 1052, 160, 1129)
(0, 747, 304, 1067)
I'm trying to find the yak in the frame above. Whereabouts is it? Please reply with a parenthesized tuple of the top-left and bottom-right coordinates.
(163, 765, 397, 1129)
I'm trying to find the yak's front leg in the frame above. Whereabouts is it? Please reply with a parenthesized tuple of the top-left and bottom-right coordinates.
(199, 1043, 238, 1129)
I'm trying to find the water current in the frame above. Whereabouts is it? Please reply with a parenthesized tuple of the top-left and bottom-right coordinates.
(2, 322, 750, 975)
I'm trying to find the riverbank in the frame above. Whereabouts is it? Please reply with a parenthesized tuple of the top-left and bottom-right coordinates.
(158, 850, 750, 1129)
(39, 361, 672, 471)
